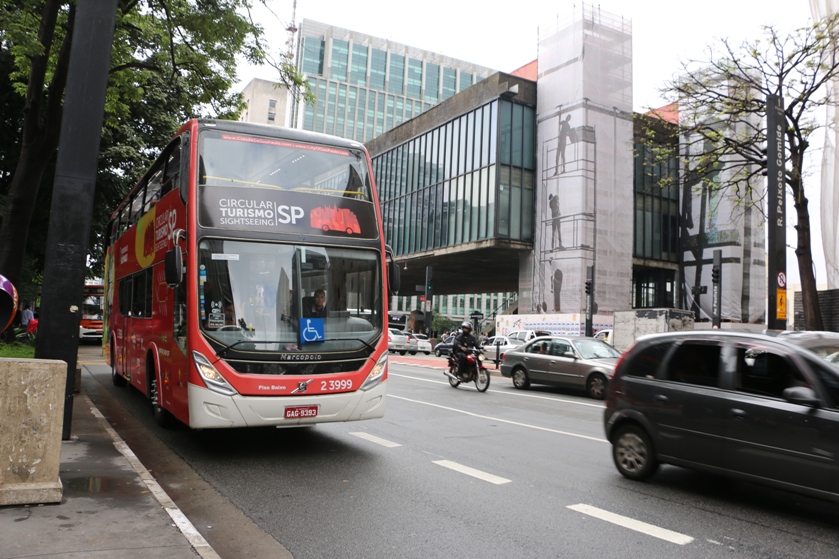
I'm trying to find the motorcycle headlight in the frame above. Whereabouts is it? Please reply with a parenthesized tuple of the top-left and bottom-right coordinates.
(478, 353, 485, 362)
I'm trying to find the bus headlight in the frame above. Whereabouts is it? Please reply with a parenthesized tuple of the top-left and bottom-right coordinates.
(360, 352, 388, 391)
(192, 351, 238, 396)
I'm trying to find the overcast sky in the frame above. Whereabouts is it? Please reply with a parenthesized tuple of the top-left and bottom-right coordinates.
(238, 0, 827, 290)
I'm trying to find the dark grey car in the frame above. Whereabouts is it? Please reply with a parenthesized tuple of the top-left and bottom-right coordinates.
(604, 330, 839, 503)
(500, 336, 621, 399)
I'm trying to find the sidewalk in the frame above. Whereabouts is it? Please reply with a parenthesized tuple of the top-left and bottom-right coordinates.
(0, 389, 220, 559)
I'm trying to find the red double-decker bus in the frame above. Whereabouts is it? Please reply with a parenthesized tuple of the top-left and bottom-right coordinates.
(104, 120, 399, 428)
(80, 283, 104, 341)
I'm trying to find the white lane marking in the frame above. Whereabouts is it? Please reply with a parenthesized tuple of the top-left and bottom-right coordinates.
(567, 504, 694, 545)
(390, 395, 607, 443)
(389, 372, 604, 409)
(433, 460, 511, 485)
(350, 432, 402, 447)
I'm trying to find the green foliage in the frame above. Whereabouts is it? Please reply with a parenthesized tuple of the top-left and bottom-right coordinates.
(0, 0, 312, 292)
(432, 311, 458, 337)
(0, 341, 36, 358)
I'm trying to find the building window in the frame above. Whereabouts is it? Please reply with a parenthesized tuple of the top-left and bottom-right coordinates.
(633, 268, 676, 308)
(388, 54, 405, 95)
(407, 59, 422, 99)
(351, 44, 368, 86)
(370, 49, 387, 90)
(442, 68, 456, 101)
(424, 63, 439, 103)
(301, 37, 324, 76)
(331, 39, 349, 82)
(459, 72, 472, 92)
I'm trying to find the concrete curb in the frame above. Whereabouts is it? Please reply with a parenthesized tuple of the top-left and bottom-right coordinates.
(83, 394, 222, 559)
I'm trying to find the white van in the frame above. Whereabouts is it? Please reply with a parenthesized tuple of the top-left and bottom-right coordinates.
(505, 330, 554, 345)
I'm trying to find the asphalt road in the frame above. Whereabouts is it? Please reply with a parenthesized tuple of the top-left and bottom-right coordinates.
(78, 345, 839, 559)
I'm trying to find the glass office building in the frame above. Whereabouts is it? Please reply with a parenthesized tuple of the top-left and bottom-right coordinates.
(291, 20, 496, 142)
(373, 98, 535, 256)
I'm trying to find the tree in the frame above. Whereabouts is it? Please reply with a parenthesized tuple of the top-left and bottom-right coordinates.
(648, 14, 839, 330)
(0, 0, 311, 297)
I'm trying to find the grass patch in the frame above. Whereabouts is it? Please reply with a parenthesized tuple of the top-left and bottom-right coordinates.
(0, 342, 36, 359)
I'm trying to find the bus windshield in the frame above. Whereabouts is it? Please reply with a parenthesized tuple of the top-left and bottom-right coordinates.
(198, 239, 382, 353)
(82, 293, 103, 320)
(198, 130, 371, 201)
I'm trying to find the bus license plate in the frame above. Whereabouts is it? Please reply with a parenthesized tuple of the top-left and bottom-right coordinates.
(285, 405, 318, 419)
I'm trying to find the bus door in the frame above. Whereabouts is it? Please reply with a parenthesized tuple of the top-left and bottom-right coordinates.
(155, 261, 189, 423)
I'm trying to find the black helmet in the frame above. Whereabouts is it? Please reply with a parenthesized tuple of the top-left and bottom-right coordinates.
(461, 321, 472, 331)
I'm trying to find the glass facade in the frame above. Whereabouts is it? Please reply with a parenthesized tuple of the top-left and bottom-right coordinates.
(633, 140, 679, 262)
(294, 24, 493, 143)
(373, 100, 535, 258)
(632, 122, 679, 309)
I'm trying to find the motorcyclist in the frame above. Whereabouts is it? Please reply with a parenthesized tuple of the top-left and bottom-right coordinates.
(453, 321, 481, 378)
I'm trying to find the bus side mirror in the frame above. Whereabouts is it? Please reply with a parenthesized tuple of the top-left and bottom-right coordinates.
(388, 260, 401, 295)
(385, 244, 400, 295)
(165, 245, 183, 287)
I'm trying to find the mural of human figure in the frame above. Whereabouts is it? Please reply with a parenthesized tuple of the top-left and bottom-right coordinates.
(555, 113, 573, 174)
(549, 193, 562, 249)
(552, 269, 563, 312)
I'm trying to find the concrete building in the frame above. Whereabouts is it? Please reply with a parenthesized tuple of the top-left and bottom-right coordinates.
(239, 78, 289, 126)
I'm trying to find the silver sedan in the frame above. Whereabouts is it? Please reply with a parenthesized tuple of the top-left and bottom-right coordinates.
(500, 336, 621, 399)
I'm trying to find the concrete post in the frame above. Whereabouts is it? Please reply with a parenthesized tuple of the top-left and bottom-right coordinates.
(0, 358, 66, 505)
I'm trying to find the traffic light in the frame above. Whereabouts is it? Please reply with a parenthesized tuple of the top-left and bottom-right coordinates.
(425, 265, 433, 302)
(584, 280, 592, 295)
(711, 266, 720, 284)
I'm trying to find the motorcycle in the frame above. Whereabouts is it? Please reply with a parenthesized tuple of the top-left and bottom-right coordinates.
(444, 347, 490, 392)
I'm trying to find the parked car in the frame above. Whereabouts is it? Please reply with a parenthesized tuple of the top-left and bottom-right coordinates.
(594, 328, 613, 346)
(388, 328, 418, 355)
(506, 329, 555, 345)
(500, 336, 620, 399)
(434, 335, 456, 357)
(484, 335, 521, 363)
(414, 333, 432, 355)
(604, 330, 839, 503)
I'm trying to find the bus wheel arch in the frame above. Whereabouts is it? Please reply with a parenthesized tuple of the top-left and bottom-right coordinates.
(146, 349, 175, 429)
(111, 336, 127, 387)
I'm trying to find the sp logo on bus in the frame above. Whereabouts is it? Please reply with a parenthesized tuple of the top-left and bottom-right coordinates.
(277, 205, 304, 224)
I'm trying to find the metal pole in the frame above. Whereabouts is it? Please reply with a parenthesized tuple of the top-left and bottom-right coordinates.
(766, 94, 787, 330)
(34, 0, 119, 440)
(712, 249, 722, 328)
(585, 265, 594, 337)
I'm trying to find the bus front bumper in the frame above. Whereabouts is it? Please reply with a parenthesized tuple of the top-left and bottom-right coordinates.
(186, 380, 387, 429)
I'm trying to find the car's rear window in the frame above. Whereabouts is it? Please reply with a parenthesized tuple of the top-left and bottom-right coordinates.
(623, 341, 671, 378)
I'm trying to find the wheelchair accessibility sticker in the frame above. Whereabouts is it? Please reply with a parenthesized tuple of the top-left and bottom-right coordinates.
(299, 318, 325, 344)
